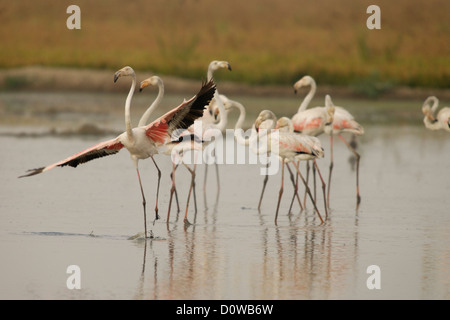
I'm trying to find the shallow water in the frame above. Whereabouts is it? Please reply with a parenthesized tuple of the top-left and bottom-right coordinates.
(0, 92, 449, 300)
(1, 125, 449, 300)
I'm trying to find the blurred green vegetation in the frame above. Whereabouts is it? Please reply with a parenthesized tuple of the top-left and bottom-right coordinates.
(0, 0, 449, 90)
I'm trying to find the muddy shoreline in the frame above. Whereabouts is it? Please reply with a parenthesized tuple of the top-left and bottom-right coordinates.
(1, 66, 449, 100)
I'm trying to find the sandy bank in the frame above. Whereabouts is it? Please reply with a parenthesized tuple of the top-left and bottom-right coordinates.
(1, 66, 449, 101)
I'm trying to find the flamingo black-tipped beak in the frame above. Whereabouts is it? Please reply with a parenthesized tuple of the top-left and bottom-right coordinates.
(114, 73, 120, 83)
(294, 89, 297, 94)
(227, 64, 232, 71)
(254, 121, 261, 133)
(214, 108, 220, 121)
(139, 80, 150, 92)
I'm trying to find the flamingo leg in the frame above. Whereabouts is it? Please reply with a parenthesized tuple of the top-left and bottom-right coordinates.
(313, 160, 328, 219)
(293, 161, 324, 224)
(287, 169, 297, 213)
(327, 135, 334, 209)
(338, 134, 361, 209)
(203, 163, 208, 195)
(183, 150, 200, 226)
(257, 158, 270, 211)
(215, 162, 220, 192)
(150, 156, 161, 223)
(286, 162, 303, 212)
(204, 150, 220, 194)
(192, 165, 198, 214)
(173, 164, 180, 212)
(183, 162, 197, 226)
(135, 167, 148, 238)
(167, 162, 178, 225)
(312, 162, 317, 202)
(274, 159, 285, 224)
(303, 160, 310, 208)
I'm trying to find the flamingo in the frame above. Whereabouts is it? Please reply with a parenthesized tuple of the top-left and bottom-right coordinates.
(161, 131, 204, 226)
(234, 108, 325, 224)
(292, 76, 335, 136)
(19, 66, 216, 238)
(139, 76, 204, 225)
(222, 99, 269, 207)
(276, 116, 328, 218)
(155, 60, 231, 225)
(222, 101, 303, 212)
(175, 60, 231, 218)
(137, 75, 183, 214)
(422, 96, 450, 132)
(293, 75, 363, 209)
(254, 110, 325, 224)
(292, 76, 334, 206)
(201, 60, 232, 193)
(323, 94, 364, 209)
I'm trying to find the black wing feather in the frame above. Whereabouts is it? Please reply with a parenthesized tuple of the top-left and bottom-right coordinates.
(168, 79, 216, 139)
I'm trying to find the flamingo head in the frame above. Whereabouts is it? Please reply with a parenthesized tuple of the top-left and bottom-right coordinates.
(293, 75, 314, 94)
(325, 95, 336, 118)
(209, 60, 232, 72)
(223, 100, 232, 112)
(312, 144, 325, 158)
(254, 110, 276, 132)
(213, 104, 220, 121)
(206, 98, 220, 121)
(276, 117, 294, 133)
(114, 66, 135, 83)
(139, 76, 162, 92)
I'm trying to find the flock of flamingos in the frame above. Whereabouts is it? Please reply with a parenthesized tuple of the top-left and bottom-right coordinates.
(19, 60, 450, 238)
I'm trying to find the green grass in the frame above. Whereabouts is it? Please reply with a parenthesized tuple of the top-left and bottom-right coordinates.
(1, 0, 449, 89)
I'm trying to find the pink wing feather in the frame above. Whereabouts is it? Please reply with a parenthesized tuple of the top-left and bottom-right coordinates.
(144, 79, 216, 145)
(19, 137, 124, 177)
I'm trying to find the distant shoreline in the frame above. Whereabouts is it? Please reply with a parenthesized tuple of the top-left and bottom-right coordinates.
(1, 66, 449, 101)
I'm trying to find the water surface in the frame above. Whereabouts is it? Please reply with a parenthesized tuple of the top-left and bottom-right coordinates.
(0, 92, 448, 300)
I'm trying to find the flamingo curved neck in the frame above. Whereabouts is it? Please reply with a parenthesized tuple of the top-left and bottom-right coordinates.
(138, 80, 164, 127)
(299, 79, 316, 112)
(207, 70, 213, 82)
(422, 97, 441, 130)
(206, 64, 228, 131)
(230, 101, 251, 146)
(125, 73, 137, 141)
(207, 65, 215, 82)
(212, 92, 227, 132)
(430, 97, 439, 115)
(263, 111, 278, 130)
(234, 101, 246, 131)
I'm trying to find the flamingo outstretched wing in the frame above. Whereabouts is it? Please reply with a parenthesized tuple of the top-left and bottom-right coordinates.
(19, 136, 124, 177)
(144, 79, 216, 145)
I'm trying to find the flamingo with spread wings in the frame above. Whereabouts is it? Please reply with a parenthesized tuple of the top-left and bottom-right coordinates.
(139, 76, 204, 225)
(19, 66, 216, 238)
